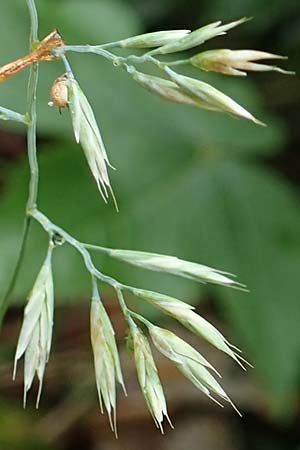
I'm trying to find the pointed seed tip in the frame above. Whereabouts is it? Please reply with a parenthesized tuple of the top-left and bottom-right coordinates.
(254, 118, 267, 127)
(114, 424, 119, 439)
(121, 383, 128, 396)
(23, 389, 27, 409)
(12, 360, 18, 381)
(167, 414, 174, 429)
(159, 423, 165, 434)
(229, 398, 242, 417)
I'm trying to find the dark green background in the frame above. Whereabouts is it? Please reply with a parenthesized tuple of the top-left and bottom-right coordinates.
(0, 1, 299, 449)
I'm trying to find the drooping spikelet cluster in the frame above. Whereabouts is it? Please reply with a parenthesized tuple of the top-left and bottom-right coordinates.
(14, 241, 251, 433)
(90, 280, 126, 436)
(47, 17, 292, 209)
(13, 245, 54, 408)
(123, 18, 293, 127)
(12, 15, 293, 435)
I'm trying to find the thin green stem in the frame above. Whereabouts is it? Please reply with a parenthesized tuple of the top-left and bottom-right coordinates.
(55, 45, 186, 74)
(60, 54, 75, 78)
(91, 276, 101, 301)
(115, 289, 137, 329)
(0, 0, 39, 326)
(26, 64, 39, 211)
(26, 0, 39, 47)
(26, 0, 40, 212)
(83, 243, 111, 254)
(29, 209, 121, 289)
(0, 217, 30, 326)
(27, 209, 146, 302)
(100, 41, 122, 49)
(129, 310, 153, 328)
(0, 107, 27, 124)
(163, 59, 190, 67)
(145, 48, 160, 57)
(55, 46, 117, 62)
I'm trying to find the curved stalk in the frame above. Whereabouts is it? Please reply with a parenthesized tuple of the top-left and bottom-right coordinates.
(0, 106, 27, 124)
(0, 218, 30, 326)
(0, 0, 39, 327)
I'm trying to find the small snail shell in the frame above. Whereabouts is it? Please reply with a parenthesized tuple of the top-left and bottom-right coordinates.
(50, 75, 69, 108)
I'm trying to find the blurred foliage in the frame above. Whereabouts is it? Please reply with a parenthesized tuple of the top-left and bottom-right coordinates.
(0, 400, 50, 450)
(0, 0, 300, 428)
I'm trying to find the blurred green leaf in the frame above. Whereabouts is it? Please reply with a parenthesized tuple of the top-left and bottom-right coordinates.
(1, 139, 300, 411)
(201, 0, 300, 32)
(0, 400, 52, 450)
(0, 0, 299, 416)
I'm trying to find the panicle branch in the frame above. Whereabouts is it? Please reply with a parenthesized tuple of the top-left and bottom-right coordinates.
(13, 243, 54, 408)
(6, 2, 290, 435)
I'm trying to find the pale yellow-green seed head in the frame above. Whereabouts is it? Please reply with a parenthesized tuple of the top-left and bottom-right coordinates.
(156, 17, 249, 54)
(120, 30, 191, 49)
(131, 287, 248, 369)
(131, 70, 204, 108)
(191, 49, 295, 76)
(109, 248, 245, 288)
(131, 326, 172, 432)
(148, 325, 240, 414)
(67, 75, 117, 209)
(90, 295, 118, 434)
(165, 67, 266, 126)
(14, 248, 54, 408)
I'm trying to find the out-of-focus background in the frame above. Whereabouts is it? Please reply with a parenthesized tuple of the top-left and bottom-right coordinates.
(0, 0, 300, 449)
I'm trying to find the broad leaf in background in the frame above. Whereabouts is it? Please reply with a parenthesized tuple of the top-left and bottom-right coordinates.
(0, 0, 299, 416)
(130, 0, 300, 41)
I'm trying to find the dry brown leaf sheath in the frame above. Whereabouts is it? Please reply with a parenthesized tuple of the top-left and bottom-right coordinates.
(0, 30, 64, 83)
